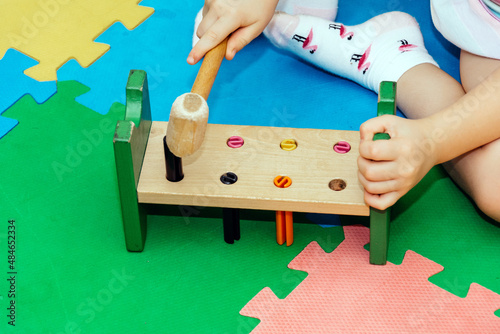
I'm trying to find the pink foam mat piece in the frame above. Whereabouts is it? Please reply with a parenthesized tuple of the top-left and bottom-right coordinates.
(240, 226, 500, 333)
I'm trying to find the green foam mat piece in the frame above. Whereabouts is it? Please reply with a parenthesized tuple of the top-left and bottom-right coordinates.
(0, 81, 498, 333)
(391, 166, 500, 299)
(0, 82, 344, 332)
(349, 166, 500, 317)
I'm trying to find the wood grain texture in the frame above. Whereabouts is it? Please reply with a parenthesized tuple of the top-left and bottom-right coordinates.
(166, 93, 209, 157)
(138, 121, 369, 216)
(191, 38, 227, 100)
(125, 70, 151, 128)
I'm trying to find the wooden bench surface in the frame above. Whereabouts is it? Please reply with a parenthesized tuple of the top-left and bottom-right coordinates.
(137, 121, 369, 216)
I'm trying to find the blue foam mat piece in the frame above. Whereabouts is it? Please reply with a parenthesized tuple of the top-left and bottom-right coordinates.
(0, 116, 18, 139)
(57, 0, 460, 130)
(0, 49, 57, 138)
(306, 213, 343, 228)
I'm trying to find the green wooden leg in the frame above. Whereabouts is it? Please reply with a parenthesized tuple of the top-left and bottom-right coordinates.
(369, 207, 391, 265)
(113, 70, 152, 252)
(369, 81, 396, 265)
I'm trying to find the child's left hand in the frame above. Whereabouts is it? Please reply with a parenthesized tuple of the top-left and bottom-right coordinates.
(357, 115, 437, 209)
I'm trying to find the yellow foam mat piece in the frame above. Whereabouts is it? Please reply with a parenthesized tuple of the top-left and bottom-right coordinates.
(0, 0, 154, 82)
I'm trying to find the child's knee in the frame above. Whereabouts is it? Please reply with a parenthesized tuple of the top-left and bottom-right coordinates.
(473, 185, 500, 223)
(458, 140, 500, 223)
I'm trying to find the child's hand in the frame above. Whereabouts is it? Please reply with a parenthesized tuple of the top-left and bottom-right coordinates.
(357, 115, 438, 210)
(187, 0, 279, 64)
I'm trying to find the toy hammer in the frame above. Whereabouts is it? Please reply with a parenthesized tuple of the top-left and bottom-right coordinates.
(164, 39, 228, 181)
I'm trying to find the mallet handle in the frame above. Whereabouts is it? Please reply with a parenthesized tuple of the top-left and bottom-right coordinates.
(191, 38, 228, 100)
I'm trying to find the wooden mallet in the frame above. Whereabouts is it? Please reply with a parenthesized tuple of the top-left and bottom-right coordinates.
(164, 39, 228, 181)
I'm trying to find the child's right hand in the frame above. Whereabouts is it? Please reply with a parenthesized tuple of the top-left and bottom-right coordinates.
(187, 0, 279, 65)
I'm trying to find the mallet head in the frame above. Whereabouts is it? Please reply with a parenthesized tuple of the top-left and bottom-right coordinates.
(166, 92, 209, 157)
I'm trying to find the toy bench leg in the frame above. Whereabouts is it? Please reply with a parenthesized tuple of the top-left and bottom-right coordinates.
(113, 70, 152, 252)
(369, 208, 390, 265)
(369, 81, 397, 264)
(114, 120, 149, 251)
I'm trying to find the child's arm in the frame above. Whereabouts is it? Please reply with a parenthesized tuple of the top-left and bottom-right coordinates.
(358, 65, 500, 210)
(187, 0, 279, 65)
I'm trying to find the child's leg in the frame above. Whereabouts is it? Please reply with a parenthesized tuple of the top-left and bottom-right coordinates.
(444, 138, 500, 221)
(460, 50, 500, 91)
(443, 52, 500, 221)
(267, 12, 500, 221)
(396, 63, 465, 119)
(275, 0, 338, 21)
(397, 53, 500, 221)
(264, 12, 437, 92)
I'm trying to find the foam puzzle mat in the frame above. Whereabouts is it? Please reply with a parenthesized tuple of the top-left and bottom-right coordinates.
(0, 49, 56, 138)
(0, 0, 499, 333)
(241, 226, 500, 333)
(0, 0, 154, 81)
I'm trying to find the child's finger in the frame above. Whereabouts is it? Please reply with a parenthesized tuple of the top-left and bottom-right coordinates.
(226, 24, 264, 60)
(358, 139, 399, 161)
(188, 16, 239, 64)
(363, 190, 400, 210)
(358, 171, 400, 194)
(359, 114, 396, 140)
(357, 157, 399, 181)
(195, 8, 218, 39)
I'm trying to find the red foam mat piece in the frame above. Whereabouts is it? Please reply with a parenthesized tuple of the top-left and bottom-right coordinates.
(241, 226, 500, 333)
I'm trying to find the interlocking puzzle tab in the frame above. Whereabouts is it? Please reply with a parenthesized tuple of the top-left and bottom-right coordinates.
(0, 49, 57, 139)
(240, 225, 500, 333)
(57, 1, 195, 116)
(0, 114, 18, 140)
(0, 0, 154, 81)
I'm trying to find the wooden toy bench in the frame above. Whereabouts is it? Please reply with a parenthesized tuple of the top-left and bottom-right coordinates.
(113, 70, 394, 265)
